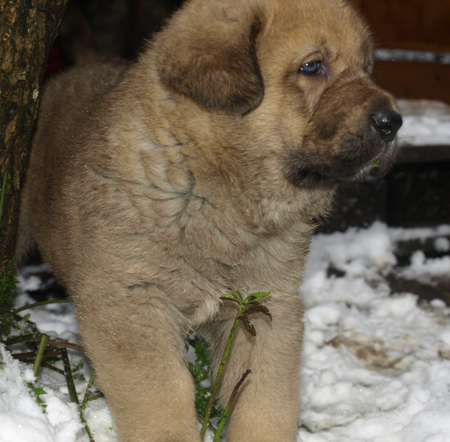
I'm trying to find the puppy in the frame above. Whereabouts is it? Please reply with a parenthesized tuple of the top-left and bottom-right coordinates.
(16, 0, 402, 441)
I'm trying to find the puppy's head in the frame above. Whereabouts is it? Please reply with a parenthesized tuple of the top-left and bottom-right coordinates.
(155, 0, 402, 189)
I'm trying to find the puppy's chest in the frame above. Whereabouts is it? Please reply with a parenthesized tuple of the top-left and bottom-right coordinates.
(147, 194, 308, 291)
(117, 154, 309, 295)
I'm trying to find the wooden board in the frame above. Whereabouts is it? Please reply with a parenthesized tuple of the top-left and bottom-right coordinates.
(373, 61, 450, 104)
(353, 0, 450, 52)
(398, 146, 450, 163)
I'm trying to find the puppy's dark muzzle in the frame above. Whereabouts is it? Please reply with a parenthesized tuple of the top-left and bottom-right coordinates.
(371, 110, 403, 143)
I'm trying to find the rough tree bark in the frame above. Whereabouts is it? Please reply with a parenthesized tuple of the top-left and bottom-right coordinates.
(0, 0, 69, 336)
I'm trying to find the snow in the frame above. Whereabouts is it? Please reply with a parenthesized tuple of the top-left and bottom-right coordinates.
(374, 48, 450, 65)
(2, 222, 450, 442)
(299, 223, 450, 442)
(0, 345, 83, 442)
(397, 99, 450, 146)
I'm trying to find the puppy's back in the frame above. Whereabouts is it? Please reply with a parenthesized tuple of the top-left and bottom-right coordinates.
(15, 61, 130, 266)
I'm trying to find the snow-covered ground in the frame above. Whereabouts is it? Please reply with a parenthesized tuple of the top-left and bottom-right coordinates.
(397, 99, 450, 146)
(2, 222, 450, 442)
(299, 223, 450, 442)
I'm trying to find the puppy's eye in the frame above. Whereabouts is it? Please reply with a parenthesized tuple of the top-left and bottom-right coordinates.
(299, 60, 322, 75)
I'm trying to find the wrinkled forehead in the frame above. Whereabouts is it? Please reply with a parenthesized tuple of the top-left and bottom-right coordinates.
(258, 0, 372, 66)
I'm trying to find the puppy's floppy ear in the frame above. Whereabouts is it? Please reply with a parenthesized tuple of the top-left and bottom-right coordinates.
(155, 2, 264, 116)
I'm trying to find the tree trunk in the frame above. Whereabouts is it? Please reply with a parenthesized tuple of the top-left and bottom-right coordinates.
(0, 0, 69, 337)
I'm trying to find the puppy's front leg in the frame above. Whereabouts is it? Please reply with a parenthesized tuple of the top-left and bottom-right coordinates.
(74, 284, 201, 442)
(205, 294, 304, 442)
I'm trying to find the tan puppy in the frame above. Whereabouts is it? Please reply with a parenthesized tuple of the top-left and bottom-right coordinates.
(16, 0, 402, 441)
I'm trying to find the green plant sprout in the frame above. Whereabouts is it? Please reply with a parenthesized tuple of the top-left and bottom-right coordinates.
(213, 368, 251, 442)
(14, 299, 72, 314)
(33, 333, 49, 376)
(186, 334, 222, 430)
(27, 383, 48, 412)
(200, 289, 272, 441)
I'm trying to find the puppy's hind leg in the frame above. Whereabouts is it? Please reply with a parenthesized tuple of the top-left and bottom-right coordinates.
(74, 282, 201, 442)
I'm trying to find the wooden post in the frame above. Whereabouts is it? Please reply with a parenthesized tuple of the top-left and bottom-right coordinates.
(0, 0, 69, 337)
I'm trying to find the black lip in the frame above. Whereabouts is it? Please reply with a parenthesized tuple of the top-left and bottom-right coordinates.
(285, 137, 399, 189)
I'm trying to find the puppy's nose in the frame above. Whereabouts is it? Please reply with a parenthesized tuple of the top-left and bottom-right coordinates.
(371, 111, 403, 143)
